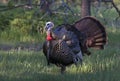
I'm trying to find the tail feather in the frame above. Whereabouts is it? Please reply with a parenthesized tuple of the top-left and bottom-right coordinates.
(73, 16, 107, 50)
(95, 38, 106, 42)
(93, 40, 106, 43)
(94, 34, 104, 38)
(90, 45, 104, 49)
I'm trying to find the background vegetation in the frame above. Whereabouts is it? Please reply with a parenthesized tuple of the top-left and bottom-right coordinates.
(0, 0, 120, 42)
(0, 0, 120, 81)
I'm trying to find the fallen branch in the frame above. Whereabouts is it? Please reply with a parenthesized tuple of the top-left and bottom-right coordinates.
(53, 11, 81, 16)
(0, 4, 40, 11)
(111, 1, 120, 20)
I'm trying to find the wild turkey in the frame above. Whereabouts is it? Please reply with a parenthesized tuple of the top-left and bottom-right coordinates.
(43, 16, 107, 73)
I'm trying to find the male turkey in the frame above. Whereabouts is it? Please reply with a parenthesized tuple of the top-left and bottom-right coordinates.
(43, 16, 107, 73)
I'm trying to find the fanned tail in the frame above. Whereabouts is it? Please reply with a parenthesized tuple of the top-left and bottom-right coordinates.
(73, 16, 107, 51)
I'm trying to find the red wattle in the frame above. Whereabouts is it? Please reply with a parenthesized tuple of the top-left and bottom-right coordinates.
(46, 35, 53, 41)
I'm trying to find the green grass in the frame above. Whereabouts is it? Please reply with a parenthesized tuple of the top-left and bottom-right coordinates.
(0, 27, 120, 81)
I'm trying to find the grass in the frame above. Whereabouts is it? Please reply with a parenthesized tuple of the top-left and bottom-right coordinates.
(0, 27, 120, 81)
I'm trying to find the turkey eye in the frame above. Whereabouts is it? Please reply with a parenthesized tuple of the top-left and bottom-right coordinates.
(47, 24, 50, 26)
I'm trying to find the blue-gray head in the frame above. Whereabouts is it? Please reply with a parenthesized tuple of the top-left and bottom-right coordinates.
(45, 21, 54, 31)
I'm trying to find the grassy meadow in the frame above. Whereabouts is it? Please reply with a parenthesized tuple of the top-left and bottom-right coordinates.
(0, 27, 120, 81)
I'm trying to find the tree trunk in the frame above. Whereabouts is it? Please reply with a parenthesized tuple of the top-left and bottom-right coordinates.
(81, 0, 91, 17)
(28, 0, 32, 6)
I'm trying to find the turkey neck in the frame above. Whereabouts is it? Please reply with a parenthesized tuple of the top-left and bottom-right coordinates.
(46, 29, 53, 41)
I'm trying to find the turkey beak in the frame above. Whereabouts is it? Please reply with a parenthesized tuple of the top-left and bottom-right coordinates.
(45, 26, 48, 31)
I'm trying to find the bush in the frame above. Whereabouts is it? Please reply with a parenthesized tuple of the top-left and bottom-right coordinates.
(0, 13, 13, 31)
(0, 10, 47, 42)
